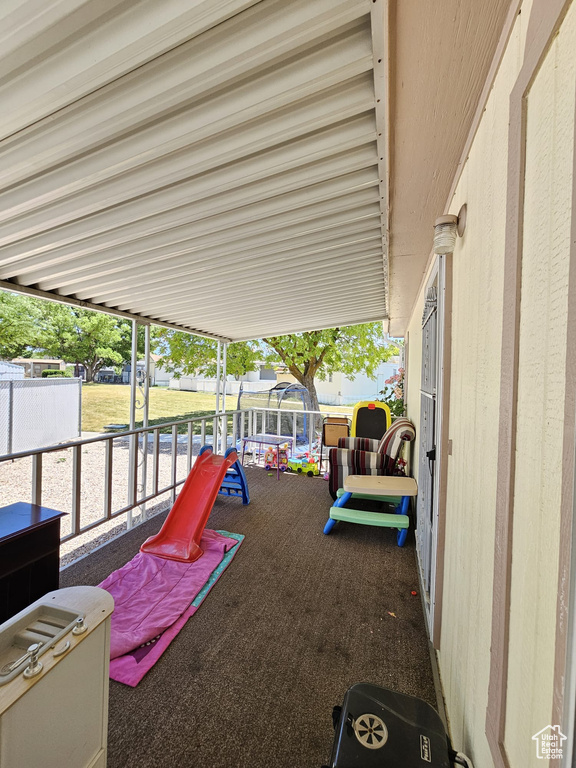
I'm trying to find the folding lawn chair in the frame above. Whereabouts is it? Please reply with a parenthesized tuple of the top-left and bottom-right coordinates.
(319, 416, 350, 472)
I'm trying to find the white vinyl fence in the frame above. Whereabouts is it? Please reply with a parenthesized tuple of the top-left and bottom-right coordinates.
(0, 378, 82, 455)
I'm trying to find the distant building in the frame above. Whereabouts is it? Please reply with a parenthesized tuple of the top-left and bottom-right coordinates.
(274, 360, 401, 406)
(10, 357, 66, 378)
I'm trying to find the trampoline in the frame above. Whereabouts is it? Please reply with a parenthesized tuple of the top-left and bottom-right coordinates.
(236, 381, 312, 444)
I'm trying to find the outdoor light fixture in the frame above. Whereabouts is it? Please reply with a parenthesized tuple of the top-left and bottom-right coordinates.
(433, 204, 467, 254)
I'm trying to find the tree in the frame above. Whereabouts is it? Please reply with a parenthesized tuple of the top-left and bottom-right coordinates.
(262, 324, 399, 412)
(152, 328, 260, 380)
(0, 291, 43, 359)
(37, 304, 132, 382)
(153, 323, 399, 413)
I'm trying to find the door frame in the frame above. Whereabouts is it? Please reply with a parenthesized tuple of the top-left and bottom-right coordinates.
(415, 252, 452, 647)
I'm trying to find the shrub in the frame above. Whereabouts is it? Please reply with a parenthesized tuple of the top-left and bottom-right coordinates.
(41, 369, 68, 378)
(378, 367, 405, 418)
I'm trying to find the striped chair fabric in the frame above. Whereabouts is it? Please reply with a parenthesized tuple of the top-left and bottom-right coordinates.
(328, 417, 416, 499)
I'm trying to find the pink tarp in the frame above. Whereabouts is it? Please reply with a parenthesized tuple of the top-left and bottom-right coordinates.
(99, 529, 242, 686)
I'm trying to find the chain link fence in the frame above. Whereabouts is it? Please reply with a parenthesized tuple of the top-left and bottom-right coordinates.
(0, 378, 82, 455)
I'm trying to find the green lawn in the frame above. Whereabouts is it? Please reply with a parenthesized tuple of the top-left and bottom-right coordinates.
(81, 383, 353, 434)
(81, 384, 218, 433)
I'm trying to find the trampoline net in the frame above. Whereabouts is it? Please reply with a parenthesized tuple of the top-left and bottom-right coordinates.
(237, 383, 312, 442)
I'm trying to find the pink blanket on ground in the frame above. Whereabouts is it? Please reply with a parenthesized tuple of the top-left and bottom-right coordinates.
(99, 528, 239, 660)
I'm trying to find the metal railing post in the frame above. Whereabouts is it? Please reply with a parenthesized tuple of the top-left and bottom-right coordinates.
(104, 438, 113, 520)
(31, 453, 42, 507)
(72, 444, 82, 535)
(152, 429, 160, 496)
(187, 421, 194, 472)
(128, 433, 138, 523)
(1, 405, 352, 547)
(171, 425, 178, 503)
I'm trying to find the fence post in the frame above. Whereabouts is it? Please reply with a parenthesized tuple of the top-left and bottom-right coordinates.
(7, 381, 13, 455)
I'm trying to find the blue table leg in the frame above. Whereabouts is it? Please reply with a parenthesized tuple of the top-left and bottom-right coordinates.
(324, 491, 352, 534)
(323, 518, 337, 534)
(396, 494, 409, 546)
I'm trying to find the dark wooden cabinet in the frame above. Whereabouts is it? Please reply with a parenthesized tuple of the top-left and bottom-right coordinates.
(0, 503, 66, 623)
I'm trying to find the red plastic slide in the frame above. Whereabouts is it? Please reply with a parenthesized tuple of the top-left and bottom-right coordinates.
(140, 449, 238, 563)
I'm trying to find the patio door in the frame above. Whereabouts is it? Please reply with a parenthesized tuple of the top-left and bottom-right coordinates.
(416, 257, 447, 634)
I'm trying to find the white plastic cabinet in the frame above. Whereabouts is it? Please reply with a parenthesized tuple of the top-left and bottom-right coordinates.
(0, 586, 114, 768)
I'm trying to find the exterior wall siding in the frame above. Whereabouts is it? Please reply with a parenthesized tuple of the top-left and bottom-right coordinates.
(406, 1, 576, 763)
(403, 2, 574, 764)
(505, 3, 576, 762)
(435, 16, 526, 762)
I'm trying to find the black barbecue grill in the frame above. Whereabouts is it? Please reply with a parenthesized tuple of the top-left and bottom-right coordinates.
(323, 683, 474, 768)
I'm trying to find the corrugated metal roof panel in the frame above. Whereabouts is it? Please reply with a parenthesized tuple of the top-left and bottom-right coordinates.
(0, 0, 388, 341)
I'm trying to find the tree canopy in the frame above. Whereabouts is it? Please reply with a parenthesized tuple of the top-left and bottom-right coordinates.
(153, 322, 398, 411)
(1, 291, 398, 403)
(262, 324, 398, 410)
(37, 304, 139, 382)
(0, 292, 43, 359)
(0, 291, 144, 382)
(152, 328, 260, 380)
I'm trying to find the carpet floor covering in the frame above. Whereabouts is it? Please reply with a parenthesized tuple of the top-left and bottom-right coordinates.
(61, 467, 437, 768)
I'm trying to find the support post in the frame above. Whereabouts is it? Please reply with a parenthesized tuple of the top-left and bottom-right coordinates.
(215, 340, 221, 453)
(222, 342, 227, 451)
(215, 340, 221, 414)
(128, 319, 138, 529)
(222, 342, 227, 413)
(140, 324, 151, 520)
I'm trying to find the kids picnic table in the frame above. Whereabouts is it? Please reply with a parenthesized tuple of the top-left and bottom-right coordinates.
(324, 474, 418, 546)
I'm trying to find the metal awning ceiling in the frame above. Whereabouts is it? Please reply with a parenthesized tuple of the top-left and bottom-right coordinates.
(0, 0, 388, 342)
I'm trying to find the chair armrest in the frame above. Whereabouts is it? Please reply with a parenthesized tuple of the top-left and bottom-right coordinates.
(327, 447, 388, 499)
(337, 437, 380, 451)
(329, 448, 386, 468)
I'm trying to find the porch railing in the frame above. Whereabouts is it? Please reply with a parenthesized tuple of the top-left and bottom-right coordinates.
(0, 407, 349, 546)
